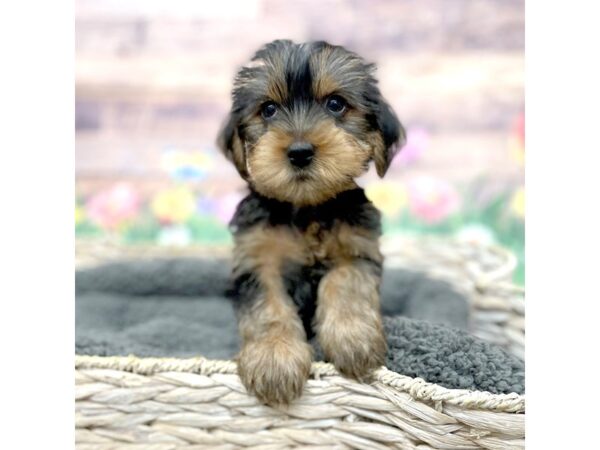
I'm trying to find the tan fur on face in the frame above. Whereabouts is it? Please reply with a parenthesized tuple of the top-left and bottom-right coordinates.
(315, 262, 387, 379)
(311, 49, 340, 100)
(310, 45, 371, 97)
(233, 225, 313, 405)
(310, 46, 335, 100)
(248, 121, 371, 205)
(262, 57, 288, 104)
(312, 73, 339, 100)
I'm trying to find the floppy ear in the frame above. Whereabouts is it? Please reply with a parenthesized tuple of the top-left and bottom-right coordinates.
(217, 112, 249, 180)
(372, 99, 406, 177)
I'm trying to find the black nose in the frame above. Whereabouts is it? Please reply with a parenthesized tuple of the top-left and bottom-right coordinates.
(287, 142, 314, 168)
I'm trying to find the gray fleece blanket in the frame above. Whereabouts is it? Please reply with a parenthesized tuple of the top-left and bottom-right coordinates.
(76, 258, 524, 395)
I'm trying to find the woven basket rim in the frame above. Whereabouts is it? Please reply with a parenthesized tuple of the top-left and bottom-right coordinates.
(75, 354, 525, 413)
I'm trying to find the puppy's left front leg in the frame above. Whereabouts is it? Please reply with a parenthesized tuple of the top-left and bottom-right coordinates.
(315, 259, 387, 379)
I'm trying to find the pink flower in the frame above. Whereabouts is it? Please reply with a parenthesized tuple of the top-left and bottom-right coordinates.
(514, 112, 525, 147)
(85, 183, 141, 230)
(392, 126, 430, 168)
(406, 176, 460, 224)
(508, 112, 525, 166)
(214, 192, 245, 224)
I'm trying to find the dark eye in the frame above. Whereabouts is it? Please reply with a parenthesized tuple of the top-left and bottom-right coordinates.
(325, 95, 347, 115)
(260, 101, 278, 119)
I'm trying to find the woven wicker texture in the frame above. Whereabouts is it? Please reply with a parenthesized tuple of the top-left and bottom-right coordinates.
(75, 237, 525, 449)
(76, 357, 524, 449)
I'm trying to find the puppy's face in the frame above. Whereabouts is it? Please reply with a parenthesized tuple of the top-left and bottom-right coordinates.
(219, 40, 405, 206)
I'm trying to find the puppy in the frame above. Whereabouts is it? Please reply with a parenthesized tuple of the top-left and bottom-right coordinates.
(218, 40, 405, 405)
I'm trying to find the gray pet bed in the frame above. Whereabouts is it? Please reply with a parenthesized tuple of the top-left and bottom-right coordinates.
(76, 258, 524, 396)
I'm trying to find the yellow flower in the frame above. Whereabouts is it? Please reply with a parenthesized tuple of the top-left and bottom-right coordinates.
(508, 136, 525, 166)
(365, 182, 408, 218)
(161, 150, 213, 180)
(75, 205, 84, 225)
(511, 187, 525, 218)
(151, 186, 197, 224)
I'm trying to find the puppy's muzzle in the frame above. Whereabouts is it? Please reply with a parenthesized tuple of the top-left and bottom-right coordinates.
(287, 142, 314, 168)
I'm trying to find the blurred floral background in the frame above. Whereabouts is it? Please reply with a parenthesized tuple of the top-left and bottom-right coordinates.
(75, 0, 524, 284)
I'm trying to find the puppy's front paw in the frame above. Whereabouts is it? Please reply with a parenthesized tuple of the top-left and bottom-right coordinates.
(319, 318, 387, 380)
(237, 337, 312, 405)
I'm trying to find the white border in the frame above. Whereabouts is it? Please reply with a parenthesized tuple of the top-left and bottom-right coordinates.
(0, 1, 74, 448)
(4, 0, 600, 447)
(527, 0, 600, 448)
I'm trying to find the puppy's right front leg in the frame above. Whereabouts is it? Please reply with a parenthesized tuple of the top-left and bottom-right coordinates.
(232, 226, 312, 405)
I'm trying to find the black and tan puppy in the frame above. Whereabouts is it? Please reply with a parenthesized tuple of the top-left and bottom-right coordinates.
(218, 40, 405, 405)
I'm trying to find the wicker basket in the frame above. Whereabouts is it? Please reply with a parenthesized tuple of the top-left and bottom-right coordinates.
(75, 236, 525, 449)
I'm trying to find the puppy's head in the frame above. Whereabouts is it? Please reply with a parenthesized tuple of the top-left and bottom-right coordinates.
(218, 40, 405, 205)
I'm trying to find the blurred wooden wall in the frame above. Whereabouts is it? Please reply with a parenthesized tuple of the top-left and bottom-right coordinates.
(75, 0, 524, 196)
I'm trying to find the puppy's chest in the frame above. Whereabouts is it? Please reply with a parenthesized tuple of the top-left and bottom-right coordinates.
(293, 216, 378, 267)
(299, 220, 342, 263)
(231, 188, 382, 266)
